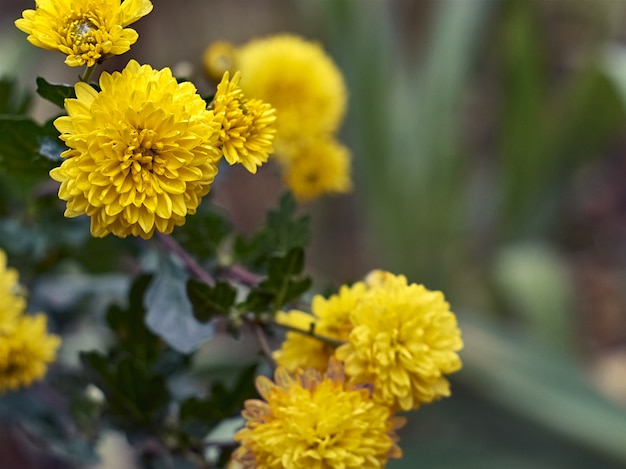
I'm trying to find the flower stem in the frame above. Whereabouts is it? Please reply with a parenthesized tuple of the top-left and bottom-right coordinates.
(157, 232, 215, 286)
(80, 65, 96, 83)
(272, 321, 345, 349)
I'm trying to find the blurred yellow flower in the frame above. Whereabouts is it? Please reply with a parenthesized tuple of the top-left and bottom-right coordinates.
(272, 310, 332, 373)
(0, 313, 61, 393)
(236, 34, 347, 148)
(0, 250, 26, 329)
(203, 41, 237, 84)
(50, 60, 221, 239)
(15, 0, 153, 67)
(282, 137, 352, 202)
(336, 271, 464, 411)
(212, 71, 276, 174)
(234, 358, 404, 468)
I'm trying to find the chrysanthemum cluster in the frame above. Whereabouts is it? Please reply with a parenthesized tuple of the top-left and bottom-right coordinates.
(275, 270, 463, 411)
(236, 271, 462, 467)
(234, 358, 404, 469)
(0, 250, 60, 394)
(204, 34, 352, 201)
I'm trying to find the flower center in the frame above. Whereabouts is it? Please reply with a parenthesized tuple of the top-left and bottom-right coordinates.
(123, 128, 165, 181)
(68, 17, 98, 45)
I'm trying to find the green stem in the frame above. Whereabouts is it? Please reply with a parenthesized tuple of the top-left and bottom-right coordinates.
(80, 65, 97, 83)
(272, 320, 346, 349)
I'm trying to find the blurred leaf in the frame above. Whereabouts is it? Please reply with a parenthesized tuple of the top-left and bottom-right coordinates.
(234, 192, 310, 267)
(179, 364, 257, 439)
(173, 201, 231, 261)
(458, 314, 626, 464)
(241, 247, 311, 312)
(187, 279, 237, 323)
(80, 351, 170, 432)
(36, 77, 75, 109)
(145, 251, 216, 353)
(0, 77, 31, 114)
(492, 242, 575, 351)
(0, 115, 57, 177)
(106, 275, 163, 366)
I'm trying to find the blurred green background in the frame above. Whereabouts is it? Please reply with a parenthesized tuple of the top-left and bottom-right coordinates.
(2, 0, 626, 467)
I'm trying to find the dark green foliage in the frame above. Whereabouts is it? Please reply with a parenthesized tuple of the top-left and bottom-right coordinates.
(36, 77, 76, 109)
(241, 247, 311, 312)
(178, 364, 257, 439)
(173, 202, 231, 261)
(80, 351, 170, 433)
(234, 192, 310, 268)
(0, 77, 32, 114)
(187, 279, 237, 322)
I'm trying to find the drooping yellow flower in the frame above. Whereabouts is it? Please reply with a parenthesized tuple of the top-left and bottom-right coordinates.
(0, 250, 26, 329)
(273, 282, 366, 373)
(336, 271, 464, 411)
(234, 358, 404, 469)
(235, 34, 347, 147)
(282, 137, 352, 202)
(15, 0, 153, 67)
(50, 60, 222, 239)
(0, 313, 61, 393)
(212, 71, 276, 174)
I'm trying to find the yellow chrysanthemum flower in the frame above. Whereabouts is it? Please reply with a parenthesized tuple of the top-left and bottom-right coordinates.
(50, 60, 222, 239)
(273, 282, 366, 373)
(272, 310, 332, 373)
(336, 271, 464, 412)
(235, 34, 347, 147)
(0, 313, 61, 393)
(282, 137, 352, 202)
(212, 71, 276, 174)
(203, 41, 237, 84)
(234, 358, 404, 468)
(0, 250, 26, 329)
(15, 0, 153, 67)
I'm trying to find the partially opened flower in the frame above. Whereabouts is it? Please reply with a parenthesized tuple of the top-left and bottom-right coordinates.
(0, 250, 26, 329)
(15, 0, 153, 67)
(282, 137, 352, 202)
(234, 358, 404, 468)
(336, 271, 464, 411)
(212, 71, 276, 174)
(273, 282, 366, 373)
(50, 60, 221, 239)
(0, 313, 61, 393)
(203, 41, 237, 83)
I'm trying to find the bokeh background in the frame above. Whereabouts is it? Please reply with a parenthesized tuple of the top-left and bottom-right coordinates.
(1, 0, 626, 467)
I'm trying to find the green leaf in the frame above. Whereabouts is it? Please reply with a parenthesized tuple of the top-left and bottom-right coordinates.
(173, 202, 231, 261)
(179, 364, 257, 438)
(36, 77, 75, 108)
(0, 77, 31, 114)
(145, 251, 216, 353)
(80, 351, 170, 431)
(234, 192, 310, 267)
(187, 279, 237, 322)
(0, 115, 57, 177)
(106, 275, 163, 366)
(240, 247, 311, 312)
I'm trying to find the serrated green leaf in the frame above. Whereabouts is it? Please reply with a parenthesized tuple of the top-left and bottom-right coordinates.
(80, 351, 170, 430)
(36, 77, 75, 108)
(234, 192, 310, 267)
(187, 279, 237, 322)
